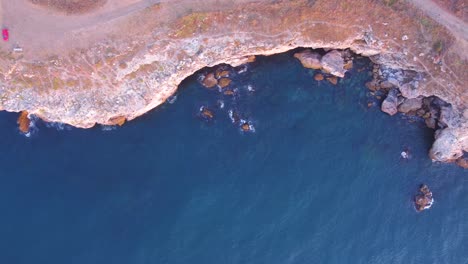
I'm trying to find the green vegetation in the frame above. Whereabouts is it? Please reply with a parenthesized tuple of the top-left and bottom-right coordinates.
(383, 0, 398, 7)
(432, 40, 444, 53)
(174, 12, 208, 38)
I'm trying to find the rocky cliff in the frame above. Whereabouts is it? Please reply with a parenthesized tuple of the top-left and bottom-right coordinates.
(0, 0, 466, 165)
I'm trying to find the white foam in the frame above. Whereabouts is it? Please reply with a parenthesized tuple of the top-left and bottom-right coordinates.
(101, 125, 117, 131)
(167, 95, 177, 104)
(237, 65, 248, 74)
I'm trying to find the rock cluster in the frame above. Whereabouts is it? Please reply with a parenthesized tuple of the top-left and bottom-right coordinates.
(201, 68, 233, 91)
(295, 49, 354, 86)
(294, 49, 348, 78)
(365, 62, 466, 167)
(414, 184, 434, 212)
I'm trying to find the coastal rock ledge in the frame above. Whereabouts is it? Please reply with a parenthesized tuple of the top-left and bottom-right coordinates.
(0, 0, 466, 166)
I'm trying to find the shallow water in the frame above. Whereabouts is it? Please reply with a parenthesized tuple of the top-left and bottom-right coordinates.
(0, 52, 467, 264)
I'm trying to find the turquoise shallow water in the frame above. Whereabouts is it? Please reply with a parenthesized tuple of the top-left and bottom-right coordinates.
(0, 51, 467, 264)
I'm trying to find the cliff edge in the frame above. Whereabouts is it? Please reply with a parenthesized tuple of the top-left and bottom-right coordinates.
(0, 0, 466, 164)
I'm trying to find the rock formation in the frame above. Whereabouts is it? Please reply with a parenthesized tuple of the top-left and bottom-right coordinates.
(414, 184, 434, 212)
(381, 89, 399, 116)
(0, 0, 466, 166)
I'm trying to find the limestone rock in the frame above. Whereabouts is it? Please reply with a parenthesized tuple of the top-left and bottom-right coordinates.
(365, 80, 380, 91)
(218, 78, 232, 88)
(456, 156, 468, 168)
(398, 97, 422, 113)
(109, 116, 126, 126)
(215, 70, 230, 79)
(326, 76, 338, 85)
(425, 117, 437, 129)
(381, 88, 399, 116)
(246, 55, 256, 63)
(438, 105, 458, 128)
(379, 81, 394, 90)
(343, 60, 353, 70)
(241, 123, 250, 132)
(294, 50, 322, 70)
(414, 184, 433, 212)
(399, 82, 419, 99)
(202, 73, 218, 88)
(200, 106, 214, 120)
(314, 73, 324, 81)
(321, 50, 346, 78)
(17, 111, 31, 134)
(430, 128, 464, 162)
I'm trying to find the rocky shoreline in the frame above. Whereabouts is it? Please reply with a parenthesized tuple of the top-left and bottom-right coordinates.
(1, 0, 467, 167)
(293, 48, 467, 168)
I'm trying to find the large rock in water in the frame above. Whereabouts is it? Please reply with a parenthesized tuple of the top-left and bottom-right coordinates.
(293, 50, 322, 69)
(414, 184, 433, 212)
(321, 50, 346, 78)
(430, 128, 464, 162)
(381, 89, 399, 116)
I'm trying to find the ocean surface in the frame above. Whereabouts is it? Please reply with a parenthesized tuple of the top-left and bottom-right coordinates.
(0, 52, 467, 264)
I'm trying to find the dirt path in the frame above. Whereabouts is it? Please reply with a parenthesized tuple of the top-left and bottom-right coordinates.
(409, 0, 468, 40)
(0, 0, 161, 58)
(408, 0, 468, 58)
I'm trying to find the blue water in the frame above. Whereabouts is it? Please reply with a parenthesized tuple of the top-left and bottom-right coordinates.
(0, 52, 467, 264)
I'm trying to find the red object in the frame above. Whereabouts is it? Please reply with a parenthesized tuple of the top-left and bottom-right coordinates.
(2, 28, 9, 41)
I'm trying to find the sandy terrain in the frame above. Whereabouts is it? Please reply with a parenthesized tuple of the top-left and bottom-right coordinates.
(0, 0, 159, 58)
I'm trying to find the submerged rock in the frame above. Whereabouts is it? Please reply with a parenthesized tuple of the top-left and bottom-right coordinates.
(199, 106, 214, 120)
(294, 50, 322, 70)
(326, 76, 338, 85)
(321, 50, 346, 78)
(381, 88, 399, 116)
(218, 78, 232, 88)
(202, 73, 218, 88)
(314, 73, 324, 81)
(365, 80, 380, 91)
(223, 90, 235, 96)
(241, 123, 251, 132)
(17, 111, 31, 134)
(215, 69, 230, 79)
(414, 184, 434, 212)
(343, 60, 353, 70)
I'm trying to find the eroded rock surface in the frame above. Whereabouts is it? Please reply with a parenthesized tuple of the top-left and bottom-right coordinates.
(321, 50, 346, 78)
(381, 89, 399, 116)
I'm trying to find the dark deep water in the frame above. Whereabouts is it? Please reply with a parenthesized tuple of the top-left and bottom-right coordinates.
(0, 52, 467, 264)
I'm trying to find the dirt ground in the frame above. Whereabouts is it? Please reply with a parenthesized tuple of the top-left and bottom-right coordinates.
(29, 0, 108, 14)
(432, 0, 467, 22)
(0, 0, 157, 58)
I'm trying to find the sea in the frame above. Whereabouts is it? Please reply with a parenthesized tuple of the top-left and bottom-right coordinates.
(0, 51, 466, 264)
